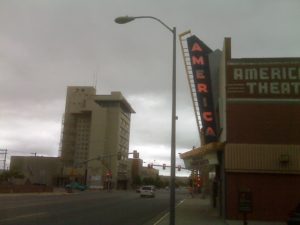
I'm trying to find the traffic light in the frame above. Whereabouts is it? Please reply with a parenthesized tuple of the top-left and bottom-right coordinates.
(178, 165, 181, 171)
(163, 164, 166, 170)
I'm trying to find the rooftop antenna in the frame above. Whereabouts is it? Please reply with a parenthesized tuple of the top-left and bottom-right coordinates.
(93, 71, 97, 89)
(93, 66, 100, 91)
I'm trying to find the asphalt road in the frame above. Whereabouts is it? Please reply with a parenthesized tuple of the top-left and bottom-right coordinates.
(0, 189, 186, 225)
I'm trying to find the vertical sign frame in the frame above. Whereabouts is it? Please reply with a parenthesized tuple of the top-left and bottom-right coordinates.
(186, 35, 218, 143)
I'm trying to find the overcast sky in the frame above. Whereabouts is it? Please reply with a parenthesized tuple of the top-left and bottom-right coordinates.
(0, 0, 299, 176)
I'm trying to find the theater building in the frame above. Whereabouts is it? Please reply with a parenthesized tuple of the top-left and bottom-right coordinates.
(180, 33, 300, 222)
(222, 38, 300, 221)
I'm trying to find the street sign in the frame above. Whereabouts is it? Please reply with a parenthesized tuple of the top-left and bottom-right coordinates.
(238, 191, 252, 212)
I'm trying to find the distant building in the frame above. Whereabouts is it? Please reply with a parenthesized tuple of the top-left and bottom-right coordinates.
(60, 86, 135, 189)
(141, 167, 159, 179)
(10, 156, 61, 186)
(159, 175, 189, 187)
(127, 158, 143, 187)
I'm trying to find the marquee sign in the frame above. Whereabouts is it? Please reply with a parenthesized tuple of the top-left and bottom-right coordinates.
(227, 64, 300, 99)
(186, 35, 218, 143)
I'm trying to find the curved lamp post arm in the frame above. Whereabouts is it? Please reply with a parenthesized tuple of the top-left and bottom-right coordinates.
(115, 16, 174, 34)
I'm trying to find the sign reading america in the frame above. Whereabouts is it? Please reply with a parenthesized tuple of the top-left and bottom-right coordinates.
(186, 35, 217, 143)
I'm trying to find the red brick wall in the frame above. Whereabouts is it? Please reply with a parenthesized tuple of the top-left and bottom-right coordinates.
(227, 104, 300, 144)
(226, 172, 300, 221)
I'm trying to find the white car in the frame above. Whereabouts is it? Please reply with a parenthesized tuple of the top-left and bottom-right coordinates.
(140, 185, 155, 198)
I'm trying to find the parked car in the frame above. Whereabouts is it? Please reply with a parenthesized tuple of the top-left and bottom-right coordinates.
(65, 182, 87, 192)
(140, 185, 155, 198)
(288, 203, 300, 225)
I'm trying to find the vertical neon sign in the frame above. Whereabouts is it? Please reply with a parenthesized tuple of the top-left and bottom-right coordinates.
(187, 35, 217, 143)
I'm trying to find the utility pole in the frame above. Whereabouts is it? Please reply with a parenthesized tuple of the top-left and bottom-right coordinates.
(0, 149, 8, 171)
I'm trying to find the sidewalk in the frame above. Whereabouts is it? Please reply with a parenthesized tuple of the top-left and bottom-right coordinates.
(153, 195, 285, 225)
(227, 220, 285, 225)
(155, 195, 226, 225)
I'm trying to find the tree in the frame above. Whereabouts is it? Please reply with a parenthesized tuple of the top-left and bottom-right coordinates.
(132, 175, 142, 187)
(0, 170, 24, 184)
(154, 175, 163, 188)
(142, 177, 155, 185)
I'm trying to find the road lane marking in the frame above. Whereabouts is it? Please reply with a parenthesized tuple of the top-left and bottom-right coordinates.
(176, 200, 185, 207)
(153, 211, 169, 225)
(1, 193, 83, 210)
(153, 200, 185, 225)
(0, 212, 48, 222)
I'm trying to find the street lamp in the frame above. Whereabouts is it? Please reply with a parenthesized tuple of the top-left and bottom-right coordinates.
(115, 16, 176, 225)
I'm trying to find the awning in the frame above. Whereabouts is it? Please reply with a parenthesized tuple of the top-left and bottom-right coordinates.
(180, 142, 225, 169)
(180, 142, 225, 160)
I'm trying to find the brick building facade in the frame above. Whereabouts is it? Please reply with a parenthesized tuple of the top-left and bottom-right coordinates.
(222, 38, 300, 221)
(180, 34, 300, 222)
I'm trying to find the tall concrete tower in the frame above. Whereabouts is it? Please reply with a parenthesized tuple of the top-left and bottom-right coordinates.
(60, 86, 135, 189)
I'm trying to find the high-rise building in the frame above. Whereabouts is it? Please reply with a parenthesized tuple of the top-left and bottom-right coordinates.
(60, 86, 135, 189)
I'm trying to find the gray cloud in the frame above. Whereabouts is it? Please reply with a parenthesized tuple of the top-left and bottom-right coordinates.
(1, 0, 299, 174)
